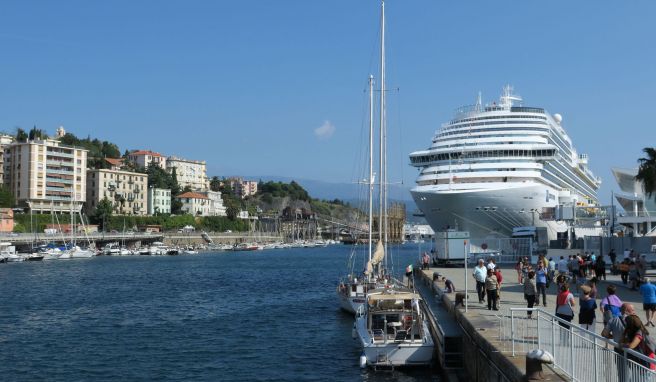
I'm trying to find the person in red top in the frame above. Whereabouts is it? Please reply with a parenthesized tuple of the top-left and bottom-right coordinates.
(623, 314, 656, 370)
(495, 268, 503, 305)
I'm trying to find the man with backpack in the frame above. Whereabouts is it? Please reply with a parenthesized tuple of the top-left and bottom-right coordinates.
(602, 303, 636, 380)
(600, 285, 623, 326)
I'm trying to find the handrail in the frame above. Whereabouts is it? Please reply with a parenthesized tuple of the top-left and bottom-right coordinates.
(507, 307, 654, 364)
(500, 307, 656, 381)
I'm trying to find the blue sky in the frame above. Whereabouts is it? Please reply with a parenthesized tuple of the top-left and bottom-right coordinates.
(1, 1, 654, 204)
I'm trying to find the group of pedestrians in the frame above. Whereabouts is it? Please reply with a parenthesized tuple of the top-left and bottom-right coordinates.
(467, 250, 656, 372)
(472, 258, 502, 311)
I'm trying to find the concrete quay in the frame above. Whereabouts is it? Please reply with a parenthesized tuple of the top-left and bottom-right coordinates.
(417, 265, 652, 381)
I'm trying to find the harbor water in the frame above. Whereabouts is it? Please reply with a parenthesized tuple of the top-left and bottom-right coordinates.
(0, 244, 438, 381)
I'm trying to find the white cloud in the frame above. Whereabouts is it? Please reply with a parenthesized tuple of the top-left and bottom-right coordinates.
(314, 120, 335, 139)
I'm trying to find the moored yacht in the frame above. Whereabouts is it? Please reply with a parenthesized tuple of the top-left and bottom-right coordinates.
(354, 287, 434, 367)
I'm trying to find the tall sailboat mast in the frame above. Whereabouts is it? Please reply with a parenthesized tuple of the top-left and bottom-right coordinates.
(368, 74, 374, 264)
(377, 0, 385, 251)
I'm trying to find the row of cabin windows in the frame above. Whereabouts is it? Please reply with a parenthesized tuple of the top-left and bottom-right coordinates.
(410, 149, 556, 164)
(450, 114, 547, 125)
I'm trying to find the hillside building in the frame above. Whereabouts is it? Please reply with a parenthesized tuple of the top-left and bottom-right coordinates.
(176, 190, 226, 216)
(3, 138, 88, 212)
(126, 150, 167, 169)
(148, 187, 171, 215)
(86, 168, 148, 215)
(166, 156, 208, 191)
(228, 177, 258, 199)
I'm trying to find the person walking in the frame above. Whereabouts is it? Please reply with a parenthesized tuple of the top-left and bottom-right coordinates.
(473, 259, 487, 303)
(494, 268, 503, 306)
(602, 303, 635, 381)
(515, 259, 523, 284)
(548, 257, 556, 287)
(524, 271, 537, 318)
(486, 257, 496, 271)
(555, 283, 576, 329)
(640, 277, 656, 327)
(405, 264, 413, 288)
(557, 256, 569, 278)
(578, 285, 597, 331)
(619, 258, 630, 284)
(586, 277, 598, 299)
(485, 269, 499, 311)
(629, 260, 640, 291)
(595, 256, 607, 281)
(609, 248, 617, 267)
(422, 252, 430, 270)
(622, 315, 656, 370)
(600, 285, 623, 326)
(536, 263, 548, 307)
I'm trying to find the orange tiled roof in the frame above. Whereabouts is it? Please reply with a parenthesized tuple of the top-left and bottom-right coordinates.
(105, 158, 123, 166)
(176, 192, 208, 200)
(130, 150, 162, 157)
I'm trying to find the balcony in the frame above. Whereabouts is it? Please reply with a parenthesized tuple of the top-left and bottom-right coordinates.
(46, 186, 73, 192)
(46, 169, 74, 175)
(46, 160, 74, 167)
(46, 177, 74, 185)
(46, 150, 74, 158)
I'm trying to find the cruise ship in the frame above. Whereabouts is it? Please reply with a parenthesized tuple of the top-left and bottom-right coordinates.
(409, 86, 601, 240)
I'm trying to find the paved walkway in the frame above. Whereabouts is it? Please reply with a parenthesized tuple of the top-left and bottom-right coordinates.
(419, 265, 652, 381)
(424, 265, 650, 334)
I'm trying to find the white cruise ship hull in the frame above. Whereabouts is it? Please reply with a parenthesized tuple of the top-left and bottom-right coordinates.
(411, 182, 566, 239)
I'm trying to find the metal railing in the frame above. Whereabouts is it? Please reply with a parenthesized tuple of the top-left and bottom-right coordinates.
(498, 308, 656, 381)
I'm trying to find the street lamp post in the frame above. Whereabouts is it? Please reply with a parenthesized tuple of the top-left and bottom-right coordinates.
(464, 239, 468, 312)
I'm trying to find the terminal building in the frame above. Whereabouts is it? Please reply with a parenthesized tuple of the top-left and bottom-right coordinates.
(612, 167, 656, 236)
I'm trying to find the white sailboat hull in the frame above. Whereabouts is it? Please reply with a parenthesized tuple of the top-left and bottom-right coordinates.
(71, 250, 94, 258)
(338, 292, 366, 315)
(355, 317, 434, 366)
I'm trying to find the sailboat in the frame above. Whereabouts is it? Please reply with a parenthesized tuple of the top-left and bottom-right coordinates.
(337, 67, 390, 314)
(66, 201, 95, 259)
(352, 1, 434, 368)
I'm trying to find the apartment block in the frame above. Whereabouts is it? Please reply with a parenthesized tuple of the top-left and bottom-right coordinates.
(126, 150, 167, 169)
(229, 177, 258, 199)
(166, 156, 208, 191)
(147, 187, 171, 215)
(3, 139, 88, 212)
(0, 135, 15, 184)
(176, 191, 210, 216)
(176, 190, 226, 216)
(86, 168, 148, 215)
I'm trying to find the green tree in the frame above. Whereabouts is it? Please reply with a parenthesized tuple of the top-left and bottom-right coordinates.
(28, 126, 48, 140)
(170, 168, 181, 195)
(94, 197, 114, 230)
(637, 147, 656, 199)
(210, 176, 221, 192)
(101, 141, 121, 158)
(13, 222, 26, 233)
(16, 128, 28, 142)
(171, 198, 183, 215)
(0, 186, 15, 208)
(146, 164, 171, 189)
(225, 198, 240, 220)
